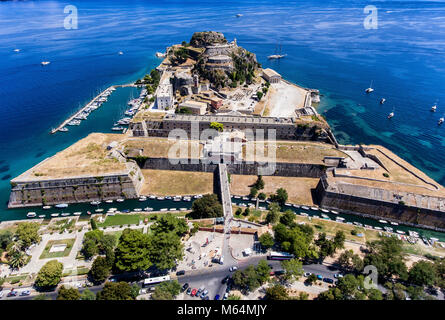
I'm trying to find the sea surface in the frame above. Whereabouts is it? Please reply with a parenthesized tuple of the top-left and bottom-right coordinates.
(0, 0, 445, 238)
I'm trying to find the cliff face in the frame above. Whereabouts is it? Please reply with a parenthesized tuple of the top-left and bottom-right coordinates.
(190, 31, 227, 47)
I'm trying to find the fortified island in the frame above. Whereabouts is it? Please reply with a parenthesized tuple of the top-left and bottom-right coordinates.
(8, 32, 445, 231)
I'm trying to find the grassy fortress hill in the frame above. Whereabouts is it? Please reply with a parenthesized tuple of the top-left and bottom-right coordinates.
(8, 32, 445, 230)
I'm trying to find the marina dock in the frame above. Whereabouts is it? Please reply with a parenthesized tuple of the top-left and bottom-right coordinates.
(50, 83, 138, 134)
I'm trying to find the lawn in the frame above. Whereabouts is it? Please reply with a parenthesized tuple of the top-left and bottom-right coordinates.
(63, 266, 90, 277)
(5, 274, 29, 284)
(97, 214, 143, 228)
(39, 238, 75, 259)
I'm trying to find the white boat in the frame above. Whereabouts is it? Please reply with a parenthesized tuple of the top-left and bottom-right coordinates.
(105, 200, 113, 203)
(51, 213, 60, 217)
(285, 203, 292, 207)
(183, 197, 191, 202)
(157, 197, 165, 200)
(234, 196, 241, 199)
(14, 49, 20, 52)
(118, 51, 124, 55)
(165, 196, 172, 200)
(173, 197, 181, 202)
(390, 221, 399, 226)
(91, 201, 101, 205)
(379, 219, 388, 224)
(236, 13, 243, 17)
(336, 217, 345, 222)
(42, 206, 52, 210)
(41, 61, 50, 66)
(155, 52, 166, 58)
(301, 206, 310, 210)
(149, 195, 156, 200)
(321, 209, 329, 213)
(38, 215, 46, 218)
(139, 196, 147, 201)
(59, 127, 68, 132)
(95, 209, 104, 213)
(300, 212, 308, 217)
(180, 208, 187, 211)
(170, 208, 177, 211)
(321, 214, 329, 219)
(388, 112, 394, 119)
(292, 204, 300, 208)
(384, 226, 393, 232)
(144, 207, 153, 212)
(61, 213, 70, 217)
(134, 208, 143, 212)
(27, 212, 36, 218)
(380, 98, 386, 104)
(242, 197, 249, 200)
(365, 81, 374, 93)
(438, 117, 444, 125)
(310, 207, 319, 211)
(116, 198, 125, 202)
(73, 212, 82, 216)
(160, 208, 168, 212)
(431, 105, 437, 112)
(374, 226, 383, 230)
(55, 203, 68, 208)
(108, 208, 117, 212)
(330, 210, 339, 214)
(111, 127, 124, 131)
(396, 230, 405, 235)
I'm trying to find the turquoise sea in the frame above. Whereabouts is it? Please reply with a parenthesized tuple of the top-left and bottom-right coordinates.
(1, 0, 445, 239)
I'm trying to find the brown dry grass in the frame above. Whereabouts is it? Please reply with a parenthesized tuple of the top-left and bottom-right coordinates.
(140, 169, 213, 196)
(123, 138, 202, 159)
(230, 175, 318, 205)
(243, 141, 349, 164)
(16, 133, 126, 180)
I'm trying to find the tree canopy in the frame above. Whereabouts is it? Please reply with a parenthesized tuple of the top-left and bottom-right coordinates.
(96, 281, 135, 300)
(57, 285, 80, 300)
(188, 194, 223, 219)
(114, 229, 151, 272)
(35, 260, 63, 288)
(16, 222, 41, 249)
(151, 280, 181, 300)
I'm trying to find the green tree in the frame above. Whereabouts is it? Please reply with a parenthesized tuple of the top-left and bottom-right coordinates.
(209, 122, 224, 132)
(8, 249, 28, 269)
(333, 231, 346, 250)
(96, 282, 134, 300)
(15, 222, 40, 249)
(150, 214, 189, 237)
(235, 208, 243, 216)
(305, 273, 318, 285)
(57, 285, 80, 300)
(151, 280, 181, 300)
(281, 258, 303, 283)
(258, 233, 274, 249)
(270, 188, 288, 207)
(227, 294, 241, 300)
(33, 293, 49, 300)
(253, 175, 265, 190)
(408, 260, 437, 287)
(148, 231, 184, 270)
(256, 260, 272, 283)
(279, 210, 296, 227)
(256, 91, 263, 101)
(249, 187, 258, 198)
(258, 192, 267, 200)
(243, 207, 250, 216)
(337, 249, 364, 272)
(114, 229, 151, 272)
(0, 231, 13, 250)
(364, 237, 408, 281)
(89, 256, 111, 283)
(188, 194, 223, 219)
(81, 288, 96, 300)
(265, 284, 288, 300)
(367, 288, 383, 300)
(35, 260, 63, 288)
(90, 218, 98, 230)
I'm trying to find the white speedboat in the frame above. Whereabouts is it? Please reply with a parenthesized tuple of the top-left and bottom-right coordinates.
(116, 198, 125, 202)
(165, 196, 172, 200)
(236, 13, 243, 17)
(310, 207, 319, 211)
(144, 207, 153, 212)
(431, 105, 437, 112)
(301, 206, 310, 210)
(374, 226, 383, 230)
(242, 197, 249, 200)
(27, 212, 36, 218)
(160, 208, 168, 212)
(388, 112, 394, 119)
(180, 208, 187, 211)
(390, 221, 399, 226)
(149, 195, 156, 200)
(95, 209, 104, 213)
(134, 208, 143, 212)
(51, 213, 60, 217)
(330, 210, 339, 214)
(321, 209, 329, 213)
(59, 127, 68, 132)
(38, 215, 46, 218)
(292, 204, 300, 208)
(55, 203, 68, 208)
(111, 126, 124, 131)
(14, 48, 21, 52)
(438, 117, 444, 125)
(42, 206, 52, 210)
(61, 213, 70, 217)
(118, 51, 123, 55)
(73, 212, 82, 216)
(105, 200, 113, 203)
(321, 214, 329, 219)
(139, 196, 147, 202)
(173, 197, 181, 202)
(91, 201, 101, 205)
(157, 197, 165, 200)
(336, 217, 345, 222)
(170, 208, 177, 211)
(380, 98, 386, 104)
(41, 61, 50, 66)
(396, 230, 405, 235)
(365, 81, 374, 93)
(379, 219, 388, 224)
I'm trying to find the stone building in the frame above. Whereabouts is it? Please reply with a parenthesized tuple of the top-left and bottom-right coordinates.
(262, 68, 281, 84)
(179, 100, 208, 115)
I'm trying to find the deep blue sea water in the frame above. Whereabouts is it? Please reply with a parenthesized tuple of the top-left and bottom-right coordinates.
(0, 0, 445, 236)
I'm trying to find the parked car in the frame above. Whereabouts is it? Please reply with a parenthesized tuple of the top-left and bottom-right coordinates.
(223, 292, 229, 300)
(225, 285, 231, 293)
(7, 290, 17, 297)
(229, 266, 238, 272)
(316, 275, 323, 280)
(304, 272, 312, 277)
(190, 288, 197, 297)
(197, 287, 204, 295)
(275, 270, 285, 275)
(186, 287, 192, 295)
(221, 275, 230, 284)
(182, 283, 189, 292)
(323, 278, 334, 284)
(0, 291, 4, 299)
(20, 290, 31, 296)
(214, 294, 220, 300)
(333, 273, 343, 279)
(176, 270, 185, 276)
(200, 290, 208, 299)
(203, 296, 210, 300)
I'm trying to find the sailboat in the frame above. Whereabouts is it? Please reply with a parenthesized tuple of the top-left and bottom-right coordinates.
(268, 44, 287, 60)
(365, 81, 374, 93)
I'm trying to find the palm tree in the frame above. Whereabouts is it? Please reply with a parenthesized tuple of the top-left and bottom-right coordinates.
(8, 250, 27, 270)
